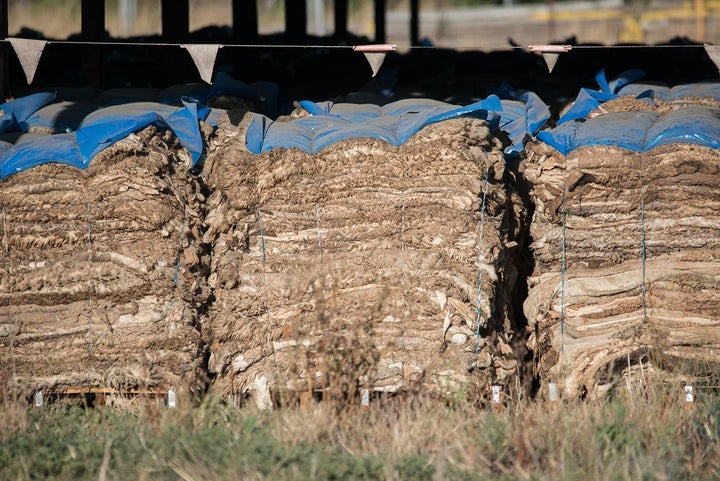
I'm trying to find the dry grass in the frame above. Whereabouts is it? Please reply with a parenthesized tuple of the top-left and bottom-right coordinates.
(1, 384, 719, 480)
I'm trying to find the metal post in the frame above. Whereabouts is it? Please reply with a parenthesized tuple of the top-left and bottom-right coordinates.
(0, 0, 8, 101)
(162, 0, 189, 42)
(410, 0, 420, 46)
(81, 0, 105, 87)
(285, 0, 307, 41)
(233, 0, 258, 43)
(334, 0, 348, 38)
(374, 0, 386, 44)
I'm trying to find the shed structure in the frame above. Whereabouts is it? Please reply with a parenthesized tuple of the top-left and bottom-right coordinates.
(0, 0, 423, 100)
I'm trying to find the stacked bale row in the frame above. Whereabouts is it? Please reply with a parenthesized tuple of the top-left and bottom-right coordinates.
(0, 128, 208, 399)
(524, 99, 720, 398)
(202, 114, 527, 405)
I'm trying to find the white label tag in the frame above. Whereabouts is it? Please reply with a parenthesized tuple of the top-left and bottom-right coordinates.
(549, 383, 558, 401)
(361, 389, 370, 407)
(492, 385, 501, 404)
(168, 389, 176, 408)
(34, 390, 43, 407)
(685, 385, 694, 403)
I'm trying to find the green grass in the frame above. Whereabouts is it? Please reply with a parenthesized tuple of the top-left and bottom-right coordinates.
(2, 387, 719, 481)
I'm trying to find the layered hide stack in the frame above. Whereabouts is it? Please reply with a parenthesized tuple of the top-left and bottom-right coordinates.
(524, 98, 720, 399)
(0, 128, 207, 399)
(203, 114, 527, 405)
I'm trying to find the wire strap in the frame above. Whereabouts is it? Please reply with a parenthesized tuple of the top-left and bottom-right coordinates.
(2, 206, 7, 252)
(173, 208, 186, 287)
(86, 203, 93, 244)
(641, 190, 647, 322)
(1, 37, 711, 52)
(560, 182, 567, 355)
(257, 209, 266, 264)
(401, 192, 406, 267)
(315, 205, 323, 264)
(401, 192, 407, 350)
(474, 170, 490, 354)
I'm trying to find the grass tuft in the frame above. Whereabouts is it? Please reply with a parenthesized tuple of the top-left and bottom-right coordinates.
(1, 387, 719, 480)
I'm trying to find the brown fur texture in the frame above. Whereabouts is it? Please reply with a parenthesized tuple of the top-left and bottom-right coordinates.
(202, 113, 527, 403)
(524, 104, 720, 399)
(0, 127, 208, 398)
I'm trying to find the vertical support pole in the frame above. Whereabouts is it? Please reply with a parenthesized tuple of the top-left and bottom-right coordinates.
(81, 0, 105, 87)
(233, 0, 258, 43)
(162, 0, 189, 43)
(0, 0, 8, 101)
(641, 191, 647, 322)
(694, 0, 706, 43)
(82, 0, 106, 40)
(2, 206, 8, 253)
(560, 182, 567, 355)
(374, 0, 386, 44)
(474, 171, 489, 354)
(334, 0, 348, 38)
(410, 0, 420, 46)
(285, 0, 307, 41)
(315, 206, 323, 264)
(257, 209, 266, 264)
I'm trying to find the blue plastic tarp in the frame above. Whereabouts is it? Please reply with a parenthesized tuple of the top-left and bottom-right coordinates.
(23, 101, 99, 132)
(0, 141, 11, 158)
(617, 81, 720, 102)
(538, 105, 720, 155)
(0, 133, 84, 179)
(0, 99, 210, 179)
(558, 69, 646, 124)
(0, 73, 283, 179)
(644, 106, 720, 150)
(485, 83, 551, 155)
(76, 101, 206, 165)
(0, 92, 57, 133)
(95, 88, 161, 106)
(246, 96, 503, 154)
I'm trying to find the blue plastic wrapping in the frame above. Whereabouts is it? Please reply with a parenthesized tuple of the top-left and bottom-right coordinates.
(485, 83, 551, 155)
(539, 106, 720, 155)
(309, 95, 540, 149)
(0, 140, 11, 158)
(95, 88, 161, 106)
(573, 111, 657, 151)
(558, 69, 646, 124)
(617, 81, 720, 102)
(644, 106, 720, 151)
(519, 91, 552, 135)
(500, 94, 550, 156)
(0, 133, 84, 179)
(159, 83, 211, 105)
(0, 73, 283, 179)
(557, 89, 617, 125)
(76, 101, 205, 166)
(598, 69, 646, 95)
(22, 101, 99, 132)
(248, 96, 503, 154)
(536, 120, 583, 155)
(0, 92, 57, 133)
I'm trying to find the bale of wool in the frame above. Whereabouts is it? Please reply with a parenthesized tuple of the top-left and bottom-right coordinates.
(0, 127, 208, 399)
(524, 131, 720, 398)
(201, 112, 528, 404)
